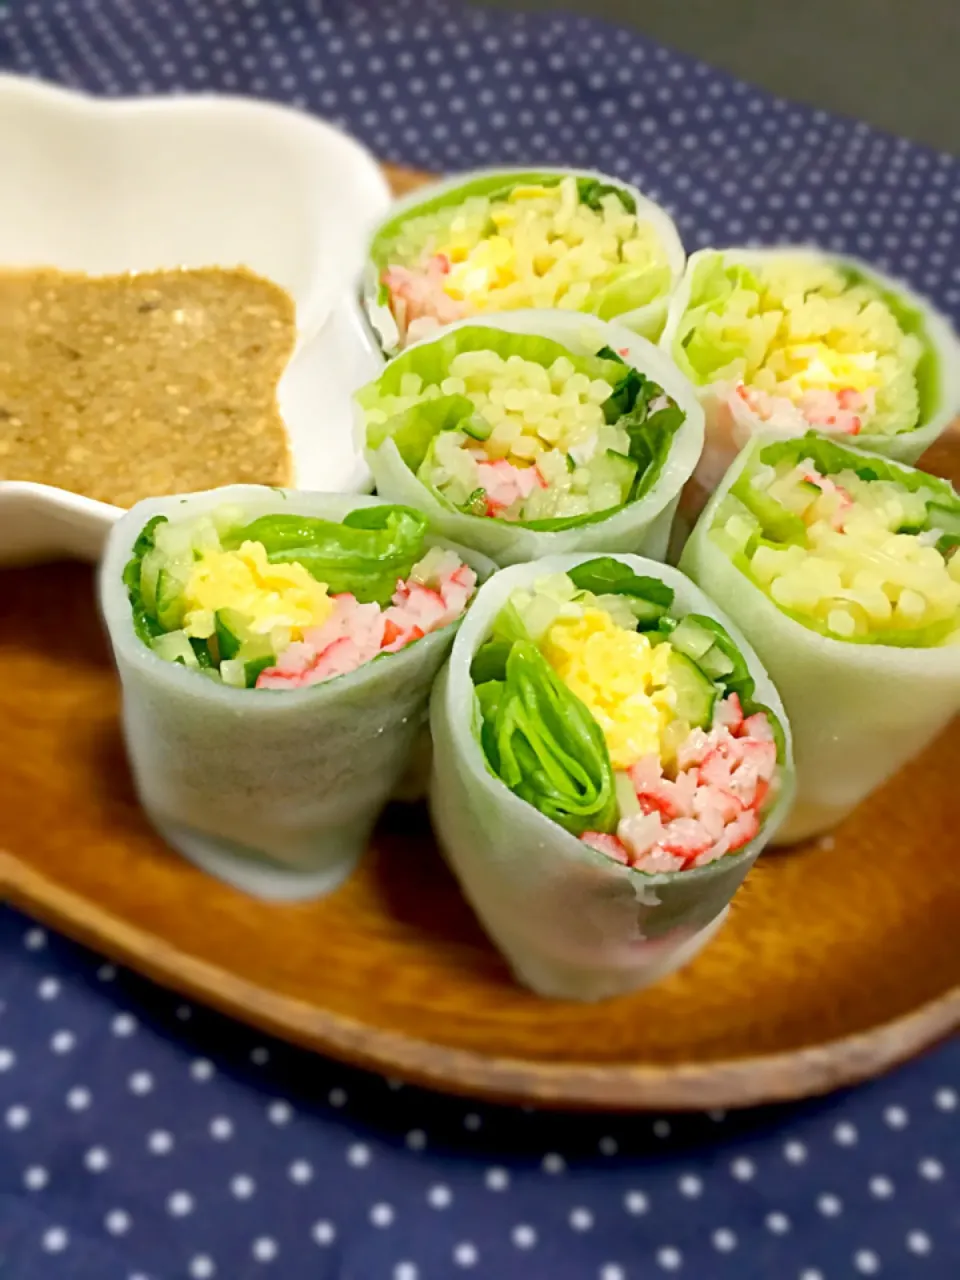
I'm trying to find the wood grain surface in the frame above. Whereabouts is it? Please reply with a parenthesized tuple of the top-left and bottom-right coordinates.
(1, 164, 958, 1109)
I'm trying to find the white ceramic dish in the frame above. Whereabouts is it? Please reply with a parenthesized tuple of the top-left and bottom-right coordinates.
(0, 75, 392, 566)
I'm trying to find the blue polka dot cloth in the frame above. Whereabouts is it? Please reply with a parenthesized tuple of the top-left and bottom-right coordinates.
(1, 2, 958, 1279)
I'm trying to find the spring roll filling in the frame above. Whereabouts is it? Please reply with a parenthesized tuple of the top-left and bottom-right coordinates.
(360, 330, 685, 526)
(377, 175, 671, 346)
(711, 436, 960, 645)
(470, 558, 784, 874)
(673, 254, 928, 439)
(124, 505, 477, 689)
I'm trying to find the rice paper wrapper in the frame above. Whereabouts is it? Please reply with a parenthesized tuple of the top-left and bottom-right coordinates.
(661, 247, 960, 551)
(361, 310, 705, 568)
(429, 554, 794, 1001)
(680, 435, 960, 844)
(100, 485, 493, 901)
(362, 166, 686, 355)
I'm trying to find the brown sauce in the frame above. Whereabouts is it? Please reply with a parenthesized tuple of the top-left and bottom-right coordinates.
(0, 266, 297, 507)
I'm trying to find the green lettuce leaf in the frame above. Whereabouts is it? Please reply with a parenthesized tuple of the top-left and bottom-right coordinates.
(671, 254, 764, 385)
(585, 263, 674, 322)
(365, 394, 476, 473)
(223, 505, 428, 606)
(621, 400, 686, 501)
(473, 637, 618, 837)
(599, 362, 686, 500)
(567, 557, 674, 608)
(602, 365, 645, 422)
(359, 325, 625, 418)
(576, 177, 636, 215)
(840, 264, 942, 425)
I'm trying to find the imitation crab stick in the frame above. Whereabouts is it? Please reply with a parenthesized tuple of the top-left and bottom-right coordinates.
(356, 310, 704, 567)
(429, 553, 793, 1001)
(363, 167, 685, 356)
(660, 247, 960, 543)
(100, 486, 490, 901)
(681, 431, 960, 842)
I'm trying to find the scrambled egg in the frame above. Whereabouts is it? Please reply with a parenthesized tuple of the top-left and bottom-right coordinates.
(180, 541, 332, 640)
(541, 608, 676, 768)
(441, 184, 562, 302)
(766, 342, 882, 395)
(444, 234, 517, 302)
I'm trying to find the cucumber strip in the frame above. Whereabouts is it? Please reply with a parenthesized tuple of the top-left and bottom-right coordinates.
(189, 638, 216, 670)
(731, 473, 806, 543)
(668, 616, 715, 662)
(667, 651, 718, 729)
(214, 610, 245, 662)
(697, 644, 736, 680)
(461, 414, 493, 441)
(152, 631, 198, 667)
(244, 655, 276, 688)
(155, 567, 189, 632)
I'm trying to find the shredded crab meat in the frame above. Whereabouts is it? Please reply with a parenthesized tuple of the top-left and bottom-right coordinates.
(379, 178, 668, 346)
(475, 457, 547, 515)
(729, 380, 873, 438)
(255, 553, 476, 690)
(382, 257, 468, 343)
(581, 693, 778, 873)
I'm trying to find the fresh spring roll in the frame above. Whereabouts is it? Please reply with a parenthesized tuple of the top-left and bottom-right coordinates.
(681, 432, 960, 844)
(429, 554, 793, 1000)
(661, 247, 960, 533)
(100, 486, 490, 901)
(363, 167, 685, 355)
(356, 311, 705, 566)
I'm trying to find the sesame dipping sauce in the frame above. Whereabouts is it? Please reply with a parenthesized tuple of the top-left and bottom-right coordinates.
(0, 266, 297, 506)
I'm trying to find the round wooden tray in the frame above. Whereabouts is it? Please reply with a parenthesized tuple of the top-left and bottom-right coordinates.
(2, 166, 958, 1110)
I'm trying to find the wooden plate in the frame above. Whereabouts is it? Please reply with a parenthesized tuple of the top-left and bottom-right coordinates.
(2, 166, 959, 1111)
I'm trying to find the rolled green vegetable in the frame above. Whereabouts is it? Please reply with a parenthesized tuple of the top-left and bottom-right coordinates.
(100, 485, 491, 900)
(681, 431, 960, 843)
(661, 247, 960, 537)
(364, 167, 685, 355)
(356, 311, 704, 566)
(429, 553, 793, 1000)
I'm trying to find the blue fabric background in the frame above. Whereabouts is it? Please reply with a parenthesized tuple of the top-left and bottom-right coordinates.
(1, 2, 958, 1278)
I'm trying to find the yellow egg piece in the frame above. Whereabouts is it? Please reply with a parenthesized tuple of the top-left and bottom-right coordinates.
(775, 342, 882, 393)
(446, 236, 517, 302)
(181, 541, 333, 640)
(508, 184, 553, 202)
(541, 609, 676, 769)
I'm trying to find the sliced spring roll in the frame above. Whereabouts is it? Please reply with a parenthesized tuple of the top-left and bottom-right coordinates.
(681, 432, 960, 843)
(100, 486, 490, 901)
(364, 167, 685, 354)
(661, 247, 960, 531)
(356, 311, 704, 566)
(430, 554, 793, 1000)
